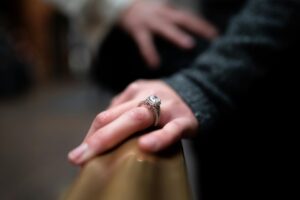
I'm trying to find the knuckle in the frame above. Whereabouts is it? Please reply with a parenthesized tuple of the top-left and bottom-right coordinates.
(134, 79, 146, 85)
(171, 120, 182, 131)
(127, 82, 139, 92)
(87, 133, 102, 149)
(88, 132, 109, 150)
(111, 96, 119, 104)
(160, 129, 168, 136)
(128, 107, 150, 122)
(94, 111, 110, 126)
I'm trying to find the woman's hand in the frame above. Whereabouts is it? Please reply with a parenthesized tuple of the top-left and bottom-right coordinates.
(119, 0, 218, 68)
(68, 80, 199, 165)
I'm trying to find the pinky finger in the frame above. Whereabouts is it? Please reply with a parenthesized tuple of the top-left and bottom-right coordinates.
(138, 118, 189, 152)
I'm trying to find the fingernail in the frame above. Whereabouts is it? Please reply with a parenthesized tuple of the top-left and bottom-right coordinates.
(140, 137, 159, 151)
(68, 143, 91, 164)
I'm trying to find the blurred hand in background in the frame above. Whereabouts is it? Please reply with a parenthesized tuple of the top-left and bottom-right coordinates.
(119, 0, 218, 68)
(68, 79, 199, 165)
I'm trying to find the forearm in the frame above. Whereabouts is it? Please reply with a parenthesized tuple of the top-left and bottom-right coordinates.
(165, 0, 299, 132)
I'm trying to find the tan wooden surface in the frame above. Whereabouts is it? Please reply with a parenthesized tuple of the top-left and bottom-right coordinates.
(64, 136, 191, 200)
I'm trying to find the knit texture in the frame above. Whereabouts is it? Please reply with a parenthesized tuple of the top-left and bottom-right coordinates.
(165, 0, 300, 133)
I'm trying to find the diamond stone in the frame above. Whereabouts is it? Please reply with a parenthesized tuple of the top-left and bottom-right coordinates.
(149, 95, 161, 106)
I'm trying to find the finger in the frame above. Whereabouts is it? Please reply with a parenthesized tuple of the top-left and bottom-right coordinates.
(150, 20, 195, 49)
(180, 15, 218, 40)
(68, 106, 154, 165)
(133, 29, 160, 68)
(163, 9, 218, 40)
(138, 118, 190, 152)
(84, 100, 138, 140)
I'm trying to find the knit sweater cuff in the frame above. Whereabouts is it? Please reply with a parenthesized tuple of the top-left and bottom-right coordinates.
(164, 73, 218, 133)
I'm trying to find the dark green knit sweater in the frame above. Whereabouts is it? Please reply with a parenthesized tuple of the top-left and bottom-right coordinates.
(165, 0, 300, 133)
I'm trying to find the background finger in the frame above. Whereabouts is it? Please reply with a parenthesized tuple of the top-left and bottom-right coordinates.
(163, 8, 218, 40)
(133, 29, 160, 68)
(150, 20, 195, 48)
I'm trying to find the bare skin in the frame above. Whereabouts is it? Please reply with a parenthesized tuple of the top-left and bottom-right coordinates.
(68, 80, 199, 165)
(119, 0, 218, 68)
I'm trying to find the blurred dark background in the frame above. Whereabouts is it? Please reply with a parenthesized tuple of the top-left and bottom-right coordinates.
(0, 0, 113, 199)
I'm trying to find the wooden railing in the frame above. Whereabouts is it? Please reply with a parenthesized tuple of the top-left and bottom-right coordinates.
(64, 135, 191, 200)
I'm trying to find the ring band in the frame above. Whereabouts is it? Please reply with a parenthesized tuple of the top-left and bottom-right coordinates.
(138, 95, 161, 126)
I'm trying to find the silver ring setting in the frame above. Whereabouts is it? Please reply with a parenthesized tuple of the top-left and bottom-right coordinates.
(138, 95, 161, 126)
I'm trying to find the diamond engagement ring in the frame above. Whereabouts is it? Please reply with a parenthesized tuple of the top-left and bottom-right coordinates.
(138, 95, 161, 126)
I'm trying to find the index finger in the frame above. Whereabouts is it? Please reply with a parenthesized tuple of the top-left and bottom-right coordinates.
(68, 106, 154, 165)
